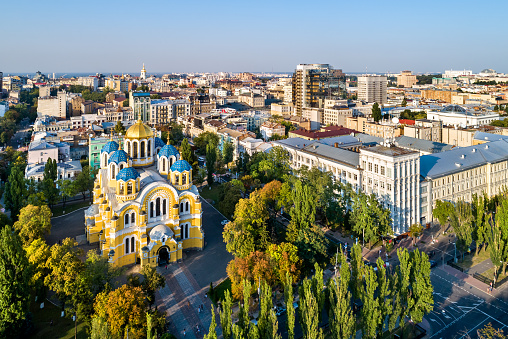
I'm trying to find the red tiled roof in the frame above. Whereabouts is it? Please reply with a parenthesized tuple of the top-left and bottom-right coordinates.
(399, 119, 415, 125)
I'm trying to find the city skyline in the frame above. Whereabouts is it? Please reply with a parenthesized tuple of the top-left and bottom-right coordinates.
(2, 0, 507, 74)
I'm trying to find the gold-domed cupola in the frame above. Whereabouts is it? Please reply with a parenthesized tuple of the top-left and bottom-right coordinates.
(124, 120, 155, 167)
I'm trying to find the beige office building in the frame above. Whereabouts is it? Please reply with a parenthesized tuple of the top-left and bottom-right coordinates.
(357, 75, 387, 105)
(396, 71, 417, 88)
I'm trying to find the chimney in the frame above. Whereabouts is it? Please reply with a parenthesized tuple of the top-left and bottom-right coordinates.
(334, 142, 338, 148)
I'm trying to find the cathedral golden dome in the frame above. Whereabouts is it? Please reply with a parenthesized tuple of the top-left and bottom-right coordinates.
(125, 120, 154, 139)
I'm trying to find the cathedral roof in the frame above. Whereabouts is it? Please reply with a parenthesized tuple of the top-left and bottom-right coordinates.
(101, 140, 119, 153)
(149, 224, 174, 241)
(116, 167, 140, 182)
(170, 159, 191, 172)
(158, 144, 180, 159)
(154, 137, 165, 149)
(126, 120, 154, 139)
(108, 150, 130, 164)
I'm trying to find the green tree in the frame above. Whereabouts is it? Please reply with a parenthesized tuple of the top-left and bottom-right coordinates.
(360, 265, 381, 339)
(74, 166, 95, 201)
(376, 256, 391, 336)
(432, 200, 454, 228)
(42, 158, 59, 207)
(401, 97, 407, 107)
(284, 274, 295, 339)
(13, 204, 52, 246)
(45, 238, 84, 307)
(472, 194, 489, 254)
(350, 191, 392, 246)
(4, 165, 27, 221)
(311, 263, 325, 322)
(141, 265, 166, 309)
(294, 225, 328, 270)
(0, 226, 31, 337)
(206, 143, 216, 186)
(372, 102, 382, 122)
(350, 243, 364, 300)
(328, 252, 354, 339)
(24, 238, 50, 300)
(407, 249, 434, 324)
(179, 138, 195, 166)
(90, 316, 112, 339)
(94, 285, 148, 339)
(218, 182, 243, 219)
(114, 121, 126, 135)
(219, 290, 233, 339)
(58, 179, 76, 211)
(298, 278, 323, 339)
(204, 305, 218, 339)
(258, 281, 280, 339)
(223, 141, 234, 166)
(450, 200, 474, 258)
(408, 223, 423, 245)
(287, 181, 316, 242)
(477, 322, 506, 339)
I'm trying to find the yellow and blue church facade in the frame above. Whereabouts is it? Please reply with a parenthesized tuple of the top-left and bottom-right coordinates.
(85, 120, 204, 267)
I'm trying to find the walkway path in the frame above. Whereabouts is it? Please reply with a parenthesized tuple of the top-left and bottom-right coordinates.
(156, 263, 221, 338)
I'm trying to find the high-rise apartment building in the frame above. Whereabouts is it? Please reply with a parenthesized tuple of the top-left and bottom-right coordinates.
(0, 72, 3, 95)
(129, 92, 151, 122)
(396, 70, 417, 88)
(357, 75, 387, 105)
(291, 64, 345, 116)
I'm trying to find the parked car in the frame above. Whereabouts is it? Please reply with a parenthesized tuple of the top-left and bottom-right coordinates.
(221, 220, 229, 226)
(429, 260, 437, 268)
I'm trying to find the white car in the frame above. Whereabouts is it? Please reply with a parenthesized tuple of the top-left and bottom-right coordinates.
(221, 220, 230, 226)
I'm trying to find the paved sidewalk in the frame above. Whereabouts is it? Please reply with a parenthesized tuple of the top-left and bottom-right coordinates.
(156, 262, 222, 338)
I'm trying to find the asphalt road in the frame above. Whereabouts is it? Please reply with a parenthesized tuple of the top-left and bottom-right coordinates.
(182, 199, 233, 288)
(47, 205, 88, 245)
(425, 267, 508, 338)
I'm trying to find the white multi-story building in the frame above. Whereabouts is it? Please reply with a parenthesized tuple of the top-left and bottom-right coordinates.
(78, 77, 99, 91)
(359, 145, 420, 234)
(426, 105, 499, 127)
(150, 99, 191, 125)
(443, 69, 473, 78)
(70, 114, 107, 129)
(357, 75, 387, 105)
(260, 121, 285, 141)
(37, 91, 67, 118)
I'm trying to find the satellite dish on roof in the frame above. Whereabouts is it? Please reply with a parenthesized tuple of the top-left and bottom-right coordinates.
(392, 117, 399, 124)
(460, 123, 467, 129)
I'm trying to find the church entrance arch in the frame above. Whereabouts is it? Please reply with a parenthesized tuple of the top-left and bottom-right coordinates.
(157, 246, 170, 266)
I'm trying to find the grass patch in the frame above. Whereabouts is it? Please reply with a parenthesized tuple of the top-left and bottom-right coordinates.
(29, 299, 87, 339)
(456, 249, 491, 270)
(380, 322, 425, 339)
(199, 184, 221, 204)
(210, 278, 232, 305)
(482, 267, 508, 286)
(51, 200, 91, 218)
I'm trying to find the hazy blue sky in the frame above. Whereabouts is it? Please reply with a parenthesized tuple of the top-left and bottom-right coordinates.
(2, 0, 506, 74)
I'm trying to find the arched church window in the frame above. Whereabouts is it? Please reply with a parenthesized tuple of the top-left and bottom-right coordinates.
(147, 140, 151, 156)
(125, 238, 129, 254)
(131, 237, 135, 253)
(156, 197, 161, 217)
(150, 201, 154, 218)
(163, 199, 167, 215)
(133, 141, 138, 158)
(186, 201, 189, 212)
(141, 141, 146, 158)
(127, 141, 131, 156)
(131, 212, 135, 224)
(125, 214, 129, 225)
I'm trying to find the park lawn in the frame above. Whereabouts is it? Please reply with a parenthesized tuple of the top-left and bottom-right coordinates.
(199, 184, 221, 204)
(456, 249, 491, 270)
(29, 299, 87, 339)
(51, 200, 91, 217)
(210, 278, 232, 305)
